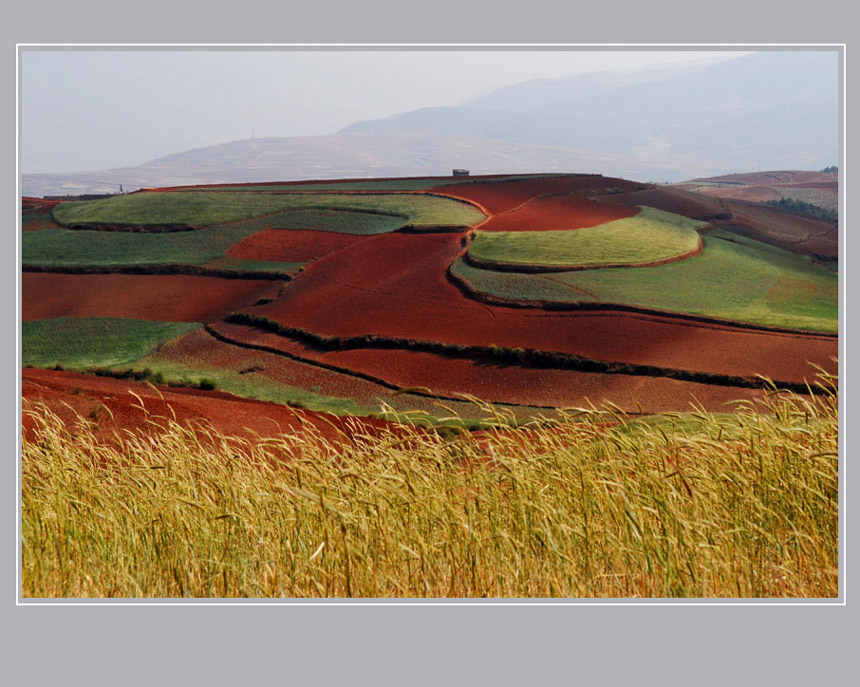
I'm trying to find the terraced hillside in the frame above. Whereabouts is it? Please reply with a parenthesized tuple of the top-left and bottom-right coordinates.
(22, 173, 838, 424)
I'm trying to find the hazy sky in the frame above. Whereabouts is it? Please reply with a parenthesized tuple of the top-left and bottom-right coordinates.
(21, 49, 749, 173)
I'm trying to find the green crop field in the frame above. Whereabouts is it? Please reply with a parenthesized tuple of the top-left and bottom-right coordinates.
(22, 318, 200, 368)
(249, 208, 406, 234)
(454, 228, 838, 333)
(467, 206, 705, 269)
(52, 192, 485, 230)
(31, 194, 484, 268)
(22, 223, 264, 267)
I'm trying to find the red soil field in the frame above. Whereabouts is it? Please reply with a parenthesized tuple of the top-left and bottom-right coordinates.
(430, 176, 644, 215)
(596, 186, 727, 219)
(23, 273, 281, 323)
(244, 229, 836, 385)
(226, 229, 367, 263)
(723, 200, 837, 255)
(22, 197, 60, 211)
(208, 323, 768, 413)
(153, 327, 454, 413)
(798, 228, 839, 256)
(324, 348, 769, 412)
(476, 193, 637, 233)
(22, 367, 395, 446)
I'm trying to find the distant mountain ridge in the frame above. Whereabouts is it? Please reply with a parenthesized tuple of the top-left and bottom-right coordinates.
(23, 51, 838, 197)
(341, 52, 837, 168)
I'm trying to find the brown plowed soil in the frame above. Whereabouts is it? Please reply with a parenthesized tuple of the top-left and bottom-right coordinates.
(594, 186, 727, 219)
(476, 193, 637, 232)
(226, 229, 367, 263)
(22, 367, 396, 446)
(430, 176, 644, 215)
(246, 229, 836, 385)
(798, 228, 840, 255)
(153, 327, 445, 413)
(23, 273, 281, 323)
(723, 200, 837, 255)
(207, 327, 767, 412)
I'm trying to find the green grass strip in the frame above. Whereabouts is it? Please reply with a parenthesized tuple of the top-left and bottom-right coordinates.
(22, 318, 200, 368)
(22, 223, 262, 267)
(468, 206, 704, 268)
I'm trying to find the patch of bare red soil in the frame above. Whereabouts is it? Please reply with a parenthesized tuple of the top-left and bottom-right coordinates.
(477, 193, 637, 232)
(429, 176, 643, 215)
(21, 367, 396, 446)
(243, 231, 836, 386)
(157, 327, 436, 410)
(22, 197, 60, 211)
(596, 186, 727, 220)
(723, 200, 837, 255)
(226, 229, 366, 263)
(288, 346, 767, 413)
(23, 273, 281, 323)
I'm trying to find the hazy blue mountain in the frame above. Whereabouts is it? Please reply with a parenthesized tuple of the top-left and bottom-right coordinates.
(23, 51, 838, 197)
(340, 51, 838, 171)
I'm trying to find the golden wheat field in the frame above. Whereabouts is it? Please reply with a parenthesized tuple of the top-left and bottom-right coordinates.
(21, 373, 838, 599)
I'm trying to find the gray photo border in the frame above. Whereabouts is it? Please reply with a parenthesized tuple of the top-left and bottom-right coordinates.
(3, 2, 855, 684)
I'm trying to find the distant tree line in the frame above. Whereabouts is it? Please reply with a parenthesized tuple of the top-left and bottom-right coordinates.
(821, 165, 838, 173)
(764, 197, 838, 224)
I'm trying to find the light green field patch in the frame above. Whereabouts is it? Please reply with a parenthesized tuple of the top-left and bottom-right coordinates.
(23, 318, 200, 368)
(22, 223, 262, 267)
(468, 206, 705, 269)
(453, 229, 838, 333)
(52, 192, 485, 230)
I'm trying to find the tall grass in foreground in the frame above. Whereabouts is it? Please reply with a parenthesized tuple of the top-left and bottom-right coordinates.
(21, 380, 838, 598)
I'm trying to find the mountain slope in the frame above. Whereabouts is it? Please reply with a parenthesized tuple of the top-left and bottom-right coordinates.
(341, 51, 838, 170)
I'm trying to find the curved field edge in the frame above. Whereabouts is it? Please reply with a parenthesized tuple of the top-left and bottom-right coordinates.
(51, 192, 485, 230)
(21, 383, 838, 598)
(466, 206, 706, 270)
(451, 230, 838, 334)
